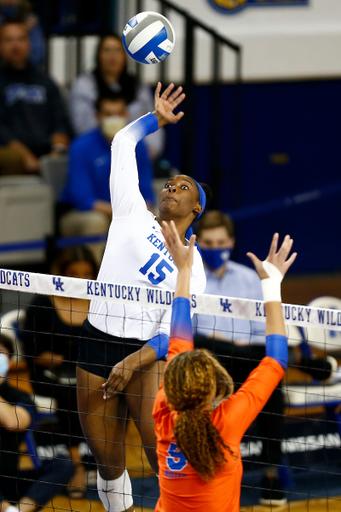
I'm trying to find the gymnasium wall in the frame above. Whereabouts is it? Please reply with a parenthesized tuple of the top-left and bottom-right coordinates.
(163, 79, 341, 274)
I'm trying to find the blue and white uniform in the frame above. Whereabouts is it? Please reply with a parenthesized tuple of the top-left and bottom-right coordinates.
(88, 113, 206, 341)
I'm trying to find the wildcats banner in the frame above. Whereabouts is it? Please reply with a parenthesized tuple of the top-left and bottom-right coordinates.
(0, 268, 341, 335)
(207, 0, 309, 15)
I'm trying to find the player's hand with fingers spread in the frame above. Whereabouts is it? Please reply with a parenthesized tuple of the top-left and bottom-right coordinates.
(153, 82, 185, 128)
(247, 233, 297, 280)
(161, 220, 195, 271)
(102, 361, 134, 399)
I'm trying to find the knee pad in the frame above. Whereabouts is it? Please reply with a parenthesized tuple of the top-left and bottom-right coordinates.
(97, 470, 133, 512)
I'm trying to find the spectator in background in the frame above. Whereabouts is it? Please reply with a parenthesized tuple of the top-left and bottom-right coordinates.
(0, 20, 70, 175)
(69, 32, 165, 159)
(0, 0, 45, 68)
(0, 334, 75, 511)
(194, 210, 338, 506)
(22, 246, 98, 499)
(60, 95, 155, 262)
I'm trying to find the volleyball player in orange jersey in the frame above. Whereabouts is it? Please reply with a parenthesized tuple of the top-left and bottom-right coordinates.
(153, 220, 297, 512)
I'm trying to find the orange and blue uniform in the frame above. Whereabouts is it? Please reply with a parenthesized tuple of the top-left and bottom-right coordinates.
(153, 297, 287, 512)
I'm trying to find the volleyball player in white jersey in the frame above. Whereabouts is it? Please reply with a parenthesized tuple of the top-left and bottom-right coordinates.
(76, 83, 207, 512)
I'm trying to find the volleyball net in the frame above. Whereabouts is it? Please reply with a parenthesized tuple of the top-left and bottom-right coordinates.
(0, 268, 341, 510)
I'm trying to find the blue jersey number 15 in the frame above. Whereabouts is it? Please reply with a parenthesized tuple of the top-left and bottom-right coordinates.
(139, 253, 174, 285)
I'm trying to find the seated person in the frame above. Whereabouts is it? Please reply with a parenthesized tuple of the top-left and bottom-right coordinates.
(0, 0, 45, 68)
(0, 334, 74, 512)
(194, 210, 337, 505)
(0, 19, 70, 175)
(69, 32, 164, 159)
(59, 94, 155, 262)
(22, 246, 98, 499)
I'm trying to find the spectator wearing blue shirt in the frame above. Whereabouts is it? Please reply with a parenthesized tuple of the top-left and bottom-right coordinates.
(60, 94, 155, 261)
(194, 210, 337, 506)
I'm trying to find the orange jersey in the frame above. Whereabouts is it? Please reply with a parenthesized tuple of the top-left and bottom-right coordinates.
(153, 334, 285, 512)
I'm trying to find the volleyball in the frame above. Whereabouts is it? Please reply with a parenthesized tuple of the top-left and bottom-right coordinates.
(122, 11, 175, 65)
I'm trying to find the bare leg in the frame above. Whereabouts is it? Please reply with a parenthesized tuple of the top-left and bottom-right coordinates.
(77, 367, 134, 512)
(77, 366, 128, 480)
(125, 360, 165, 474)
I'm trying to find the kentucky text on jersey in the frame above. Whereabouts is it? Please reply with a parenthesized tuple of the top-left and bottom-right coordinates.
(0, 270, 30, 287)
(147, 232, 174, 262)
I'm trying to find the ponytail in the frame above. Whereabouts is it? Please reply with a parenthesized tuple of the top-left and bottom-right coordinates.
(164, 349, 237, 481)
(174, 409, 232, 481)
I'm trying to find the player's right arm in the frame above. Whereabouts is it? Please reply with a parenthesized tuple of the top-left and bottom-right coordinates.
(109, 113, 158, 217)
(161, 220, 195, 361)
(221, 234, 297, 442)
(110, 83, 185, 218)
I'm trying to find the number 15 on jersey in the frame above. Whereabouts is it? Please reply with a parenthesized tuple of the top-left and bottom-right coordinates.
(139, 253, 174, 285)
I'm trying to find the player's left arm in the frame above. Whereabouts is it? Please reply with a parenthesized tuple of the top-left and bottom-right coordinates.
(222, 234, 297, 441)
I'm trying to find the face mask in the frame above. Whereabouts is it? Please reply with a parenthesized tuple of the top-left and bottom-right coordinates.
(201, 247, 232, 270)
(0, 352, 9, 377)
(0, 6, 20, 18)
(101, 116, 127, 140)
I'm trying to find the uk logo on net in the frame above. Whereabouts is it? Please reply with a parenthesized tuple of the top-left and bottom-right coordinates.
(53, 277, 65, 292)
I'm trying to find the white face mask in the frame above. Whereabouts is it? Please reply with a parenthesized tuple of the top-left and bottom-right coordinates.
(101, 115, 128, 140)
(0, 352, 9, 377)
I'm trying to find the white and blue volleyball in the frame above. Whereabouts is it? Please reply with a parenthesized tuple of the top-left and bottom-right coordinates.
(122, 12, 175, 65)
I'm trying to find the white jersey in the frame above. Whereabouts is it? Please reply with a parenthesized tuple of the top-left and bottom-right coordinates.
(88, 113, 206, 340)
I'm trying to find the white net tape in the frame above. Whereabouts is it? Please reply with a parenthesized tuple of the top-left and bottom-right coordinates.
(0, 267, 340, 331)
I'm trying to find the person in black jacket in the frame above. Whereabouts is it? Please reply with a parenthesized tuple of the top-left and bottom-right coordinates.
(0, 334, 74, 512)
(0, 19, 70, 175)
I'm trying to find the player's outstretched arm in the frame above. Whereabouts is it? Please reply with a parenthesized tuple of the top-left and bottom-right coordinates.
(153, 82, 185, 129)
(224, 235, 297, 436)
(161, 220, 194, 353)
(247, 233, 297, 337)
(161, 220, 195, 299)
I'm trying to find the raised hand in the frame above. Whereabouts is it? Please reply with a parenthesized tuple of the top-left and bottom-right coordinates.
(153, 82, 185, 128)
(247, 233, 297, 280)
(161, 220, 195, 271)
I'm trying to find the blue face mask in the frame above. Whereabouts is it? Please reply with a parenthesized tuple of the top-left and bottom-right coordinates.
(0, 6, 20, 18)
(201, 247, 232, 270)
(0, 352, 9, 377)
